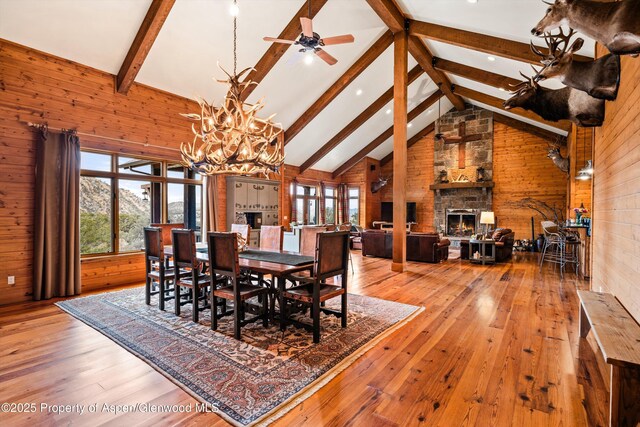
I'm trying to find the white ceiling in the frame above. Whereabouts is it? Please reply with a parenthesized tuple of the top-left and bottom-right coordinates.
(0, 0, 582, 172)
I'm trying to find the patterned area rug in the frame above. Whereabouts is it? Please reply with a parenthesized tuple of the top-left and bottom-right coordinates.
(56, 288, 422, 426)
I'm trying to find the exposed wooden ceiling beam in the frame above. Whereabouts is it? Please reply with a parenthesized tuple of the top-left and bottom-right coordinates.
(408, 37, 465, 111)
(365, 0, 464, 110)
(453, 85, 571, 132)
(283, 30, 393, 145)
(241, 0, 328, 102)
(298, 65, 423, 173)
(493, 112, 566, 143)
(380, 122, 435, 166)
(333, 90, 442, 177)
(408, 20, 591, 65)
(365, 0, 405, 33)
(432, 57, 520, 90)
(116, 0, 175, 95)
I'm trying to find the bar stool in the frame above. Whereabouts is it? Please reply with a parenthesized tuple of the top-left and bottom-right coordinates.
(539, 221, 580, 278)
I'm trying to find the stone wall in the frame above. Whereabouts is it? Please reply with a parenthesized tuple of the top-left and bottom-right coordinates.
(433, 106, 494, 232)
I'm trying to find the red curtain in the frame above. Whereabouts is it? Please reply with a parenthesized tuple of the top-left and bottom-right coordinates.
(337, 183, 349, 224)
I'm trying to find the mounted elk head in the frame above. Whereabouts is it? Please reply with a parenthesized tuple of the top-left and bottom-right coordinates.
(371, 176, 390, 194)
(531, 0, 640, 55)
(503, 71, 605, 127)
(546, 145, 569, 174)
(531, 28, 621, 100)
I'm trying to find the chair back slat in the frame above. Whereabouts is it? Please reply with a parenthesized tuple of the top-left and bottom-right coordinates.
(231, 224, 251, 241)
(316, 231, 349, 279)
(300, 226, 328, 256)
(207, 232, 240, 277)
(143, 227, 163, 261)
(336, 223, 351, 232)
(259, 225, 283, 251)
(151, 223, 185, 246)
(171, 229, 197, 268)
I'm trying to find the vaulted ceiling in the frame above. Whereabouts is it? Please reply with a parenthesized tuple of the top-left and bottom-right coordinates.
(0, 0, 593, 173)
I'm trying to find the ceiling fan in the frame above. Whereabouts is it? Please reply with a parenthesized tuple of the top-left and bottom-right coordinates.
(262, 1, 354, 65)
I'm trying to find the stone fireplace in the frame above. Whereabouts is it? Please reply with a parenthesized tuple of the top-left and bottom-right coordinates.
(431, 106, 494, 238)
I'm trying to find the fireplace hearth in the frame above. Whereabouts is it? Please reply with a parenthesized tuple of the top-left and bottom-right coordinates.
(446, 209, 478, 237)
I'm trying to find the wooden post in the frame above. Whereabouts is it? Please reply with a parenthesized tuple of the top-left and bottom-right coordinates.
(391, 28, 408, 272)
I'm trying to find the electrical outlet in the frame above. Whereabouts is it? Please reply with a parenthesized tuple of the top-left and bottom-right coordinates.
(8, 276, 15, 285)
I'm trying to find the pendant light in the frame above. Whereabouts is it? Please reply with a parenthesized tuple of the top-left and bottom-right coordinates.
(576, 128, 592, 180)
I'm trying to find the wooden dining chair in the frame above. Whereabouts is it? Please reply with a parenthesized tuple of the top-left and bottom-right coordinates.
(283, 231, 350, 343)
(208, 232, 269, 340)
(231, 223, 251, 243)
(300, 226, 328, 256)
(259, 225, 283, 251)
(143, 227, 183, 310)
(151, 223, 185, 246)
(172, 229, 212, 323)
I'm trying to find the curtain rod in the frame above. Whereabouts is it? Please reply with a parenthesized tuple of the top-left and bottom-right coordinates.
(25, 122, 180, 152)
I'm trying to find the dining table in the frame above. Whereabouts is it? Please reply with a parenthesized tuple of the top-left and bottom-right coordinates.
(164, 243, 315, 327)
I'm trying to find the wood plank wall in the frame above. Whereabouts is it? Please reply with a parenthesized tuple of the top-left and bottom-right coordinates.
(493, 122, 567, 239)
(380, 132, 435, 232)
(378, 122, 567, 239)
(567, 126, 593, 216)
(592, 47, 640, 322)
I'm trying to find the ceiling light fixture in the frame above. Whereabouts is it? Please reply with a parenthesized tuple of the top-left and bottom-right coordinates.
(304, 51, 314, 65)
(229, 1, 240, 16)
(356, 89, 363, 96)
(386, 109, 391, 114)
(467, 0, 478, 3)
(180, 0, 284, 177)
(487, 56, 496, 61)
(408, 123, 413, 128)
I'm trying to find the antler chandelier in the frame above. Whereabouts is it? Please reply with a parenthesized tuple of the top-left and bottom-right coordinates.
(180, 0, 284, 176)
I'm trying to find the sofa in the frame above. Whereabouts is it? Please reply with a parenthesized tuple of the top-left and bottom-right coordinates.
(361, 230, 450, 263)
(460, 228, 515, 262)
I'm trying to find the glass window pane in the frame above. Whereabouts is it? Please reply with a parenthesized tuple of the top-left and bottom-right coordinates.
(296, 199, 304, 223)
(349, 198, 359, 224)
(80, 176, 112, 254)
(308, 199, 317, 224)
(118, 180, 152, 252)
(81, 151, 111, 172)
(325, 199, 335, 224)
(167, 163, 186, 178)
(296, 186, 305, 195)
(325, 187, 335, 197)
(118, 156, 161, 176)
(308, 187, 317, 196)
(168, 183, 185, 225)
(348, 188, 359, 197)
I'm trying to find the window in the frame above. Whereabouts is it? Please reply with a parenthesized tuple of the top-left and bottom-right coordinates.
(324, 187, 337, 225)
(292, 184, 319, 225)
(80, 151, 202, 256)
(348, 187, 360, 225)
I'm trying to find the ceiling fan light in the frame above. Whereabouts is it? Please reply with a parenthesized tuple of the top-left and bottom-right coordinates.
(229, 2, 239, 16)
(304, 52, 314, 65)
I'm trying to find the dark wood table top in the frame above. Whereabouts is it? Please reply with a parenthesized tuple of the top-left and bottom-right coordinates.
(164, 244, 314, 276)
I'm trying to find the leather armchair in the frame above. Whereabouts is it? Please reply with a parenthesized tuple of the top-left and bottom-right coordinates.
(361, 230, 392, 258)
(494, 231, 515, 262)
(406, 233, 450, 263)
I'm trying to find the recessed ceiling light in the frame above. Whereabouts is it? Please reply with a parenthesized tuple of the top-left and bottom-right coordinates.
(386, 109, 392, 114)
(408, 123, 413, 128)
(467, 0, 478, 3)
(356, 89, 363, 96)
(487, 56, 496, 61)
(498, 87, 506, 92)
(229, 2, 239, 16)
(427, 109, 433, 113)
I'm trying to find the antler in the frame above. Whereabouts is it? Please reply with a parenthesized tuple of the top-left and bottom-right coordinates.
(543, 27, 577, 60)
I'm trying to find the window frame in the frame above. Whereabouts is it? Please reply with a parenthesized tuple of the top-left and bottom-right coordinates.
(293, 184, 320, 225)
(347, 186, 360, 225)
(324, 186, 337, 225)
(80, 149, 202, 257)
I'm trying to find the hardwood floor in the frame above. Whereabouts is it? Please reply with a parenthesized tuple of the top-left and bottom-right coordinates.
(0, 252, 607, 426)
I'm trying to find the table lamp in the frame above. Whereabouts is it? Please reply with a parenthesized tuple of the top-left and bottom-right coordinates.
(480, 211, 495, 239)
